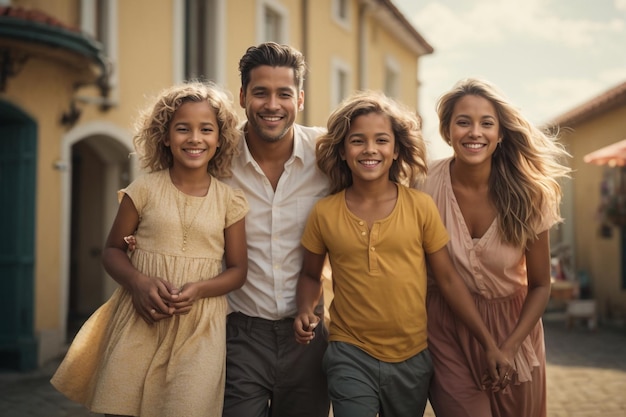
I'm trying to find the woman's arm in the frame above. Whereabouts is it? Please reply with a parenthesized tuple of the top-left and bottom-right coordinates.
(500, 230, 552, 356)
(294, 249, 326, 345)
(428, 246, 513, 387)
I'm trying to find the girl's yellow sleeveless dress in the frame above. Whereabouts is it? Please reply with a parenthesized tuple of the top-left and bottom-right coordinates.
(51, 170, 248, 417)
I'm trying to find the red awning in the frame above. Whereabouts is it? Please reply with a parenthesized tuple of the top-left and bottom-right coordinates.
(583, 139, 626, 167)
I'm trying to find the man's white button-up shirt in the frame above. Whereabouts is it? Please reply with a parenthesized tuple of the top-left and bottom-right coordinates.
(222, 124, 330, 320)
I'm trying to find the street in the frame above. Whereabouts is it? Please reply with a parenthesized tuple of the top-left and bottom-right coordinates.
(1, 313, 625, 417)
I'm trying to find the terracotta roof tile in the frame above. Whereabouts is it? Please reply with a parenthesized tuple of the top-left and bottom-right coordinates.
(0, 6, 80, 33)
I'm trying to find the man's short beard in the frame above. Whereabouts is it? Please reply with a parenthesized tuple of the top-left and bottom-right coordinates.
(259, 129, 288, 143)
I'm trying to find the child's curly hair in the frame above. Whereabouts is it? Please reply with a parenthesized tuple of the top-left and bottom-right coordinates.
(316, 90, 428, 194)
(133, 81, 240, 178)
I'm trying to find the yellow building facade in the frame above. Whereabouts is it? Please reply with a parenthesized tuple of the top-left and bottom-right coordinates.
(550, 81, 626, 324)
(0, 0, 432, 369)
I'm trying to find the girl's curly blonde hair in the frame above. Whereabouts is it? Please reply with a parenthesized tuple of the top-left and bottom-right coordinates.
(133, 81, 240, 178)
(316, 90, 428, 194)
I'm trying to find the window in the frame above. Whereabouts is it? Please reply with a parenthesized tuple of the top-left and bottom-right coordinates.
(80, 0, 117, 91)
(184, 0, 219, 81)
(384, 55, 400, 98)
(257, 0, 288, 43)
(81, 0, 114, 56)
(331, 58, 351, 109)
(332, 0, 351, 30)
(94, 0, 111, 54)
(264, 7, 282, 41)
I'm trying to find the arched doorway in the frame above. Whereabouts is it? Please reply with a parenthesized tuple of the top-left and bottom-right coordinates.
(67, 135, 131, 340)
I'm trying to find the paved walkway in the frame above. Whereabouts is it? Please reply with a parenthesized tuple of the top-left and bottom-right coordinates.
(1, 314, 625, 416)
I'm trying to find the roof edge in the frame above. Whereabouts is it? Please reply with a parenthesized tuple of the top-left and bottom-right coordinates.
(549, 81, 626, 127)
(372, 0, 434, 56)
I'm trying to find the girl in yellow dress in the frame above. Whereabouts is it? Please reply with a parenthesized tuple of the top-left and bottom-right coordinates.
(51, 81, 249, 417)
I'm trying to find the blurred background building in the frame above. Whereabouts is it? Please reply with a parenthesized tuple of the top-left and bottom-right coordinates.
(0, 0, 433, 370)
(548, 82, 626, 329)
(2, 0, 625, 375)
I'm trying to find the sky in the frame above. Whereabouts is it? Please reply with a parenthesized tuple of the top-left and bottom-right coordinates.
(393, 0, 626, 159)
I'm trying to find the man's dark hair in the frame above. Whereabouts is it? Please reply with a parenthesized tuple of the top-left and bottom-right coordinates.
(238, 42, 306, 92)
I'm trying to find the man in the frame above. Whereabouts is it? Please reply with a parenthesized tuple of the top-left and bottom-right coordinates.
(220, 42, 330, 417)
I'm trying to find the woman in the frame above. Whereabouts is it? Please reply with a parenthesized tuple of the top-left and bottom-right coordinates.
(423, 78, 570, 417)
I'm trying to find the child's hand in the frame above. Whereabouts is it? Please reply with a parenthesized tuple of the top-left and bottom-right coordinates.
(129, 274, 176, 324)
(123, 235, 137, 252)
(167, 282, 200, 316)
(294, 313, 319, 345)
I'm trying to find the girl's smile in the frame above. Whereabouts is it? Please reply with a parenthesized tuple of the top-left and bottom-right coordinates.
(165, 100, 220, 169)
(341, 112, 398, 183)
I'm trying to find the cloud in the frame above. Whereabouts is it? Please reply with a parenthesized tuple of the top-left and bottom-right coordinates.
(404, 0, 626, 157)
(598, 67, 626, 84)
(525, 64, 626, 124)
(524, 77, 608, 124)
(412, 0, 624, 50)
(412, 2, 501, 50)
(529, 16, 624, 48)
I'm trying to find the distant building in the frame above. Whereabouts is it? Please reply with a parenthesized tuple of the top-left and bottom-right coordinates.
(0, 0, 433, 370)
(549, 80, 626, 324)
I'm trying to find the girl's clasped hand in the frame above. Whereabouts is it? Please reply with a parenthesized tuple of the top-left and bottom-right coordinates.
(123, 234, 197, 323)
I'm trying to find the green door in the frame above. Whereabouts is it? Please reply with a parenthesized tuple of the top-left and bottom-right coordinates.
(0, 104, 38, 371)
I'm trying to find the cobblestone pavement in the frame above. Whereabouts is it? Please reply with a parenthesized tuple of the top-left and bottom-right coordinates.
(1, 314, 624, 417)
(543, 314, 626, 417)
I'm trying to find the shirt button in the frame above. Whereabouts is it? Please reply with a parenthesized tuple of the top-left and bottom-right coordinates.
(359, 221, 364, 226)
(361, 231, 366, 236)
(370, 247, 375, 251)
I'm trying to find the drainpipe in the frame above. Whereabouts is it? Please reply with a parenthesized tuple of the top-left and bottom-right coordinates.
(358, 1, 373, 90)
(301, 0, 309, 126)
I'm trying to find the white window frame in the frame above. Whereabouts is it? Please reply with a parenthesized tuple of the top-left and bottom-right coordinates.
(384, 54, 400, 98)
(80, 0, 118, 94)
(172, 0, 226, 85)
(256, 0, 289, 44)
(331, 0, 351, 32)
(331, 57, 352, 110)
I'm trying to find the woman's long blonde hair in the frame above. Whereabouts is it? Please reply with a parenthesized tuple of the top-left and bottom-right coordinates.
(317, 90, 428, 194)
(437, 78, 571, 247)
(133, 81, 240, 178)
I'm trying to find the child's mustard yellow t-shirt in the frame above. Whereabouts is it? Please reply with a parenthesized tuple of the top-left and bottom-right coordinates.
(301, 184, 449, 362)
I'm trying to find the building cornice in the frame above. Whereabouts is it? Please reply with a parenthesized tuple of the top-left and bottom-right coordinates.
(365, 0, 434, 56)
